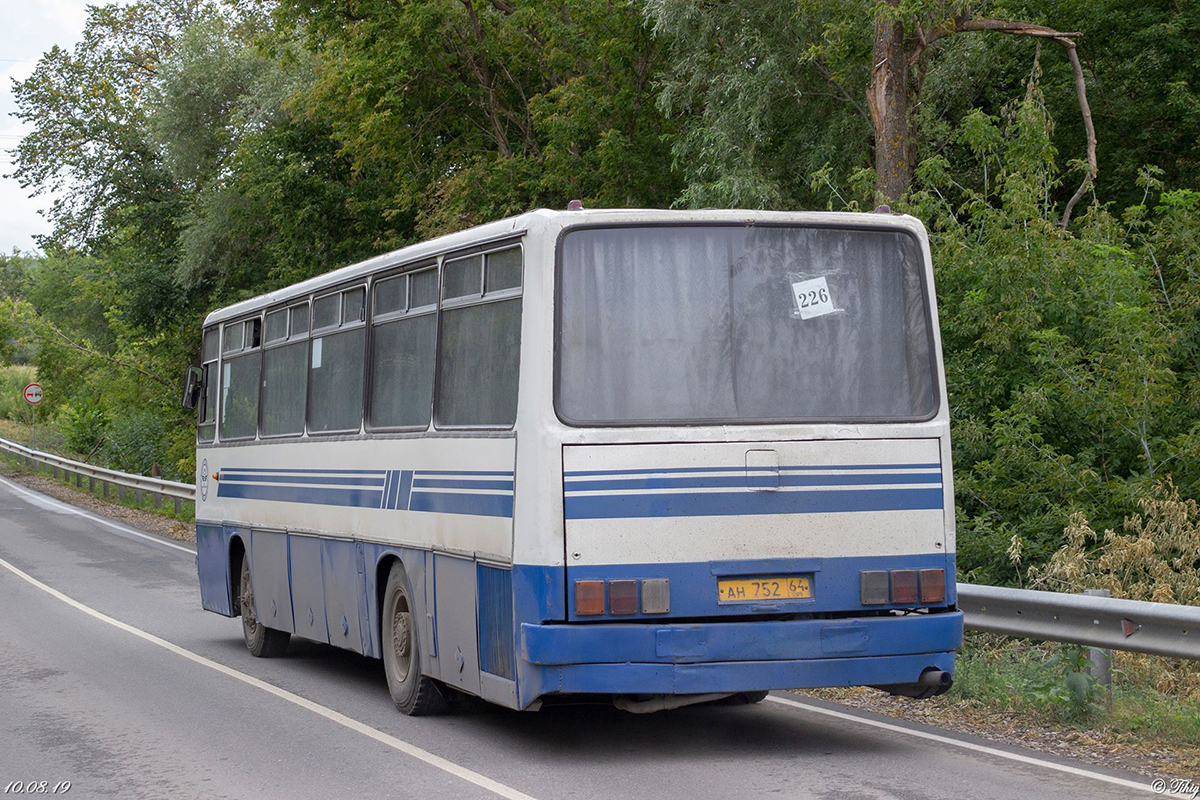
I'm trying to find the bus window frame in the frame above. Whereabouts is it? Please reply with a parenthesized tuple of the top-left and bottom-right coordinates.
(258, 299, 312, 440)
(306, 282, 369, 437)
(551, 221, 943, 428)
(432, 241, 524, 432)
(365, 260, 440, 434)
(198, 326, 219, 443)
(217, 314, 264, 442)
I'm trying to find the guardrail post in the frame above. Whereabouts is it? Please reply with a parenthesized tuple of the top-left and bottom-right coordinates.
(102, 480, 109, 498)
(1084, 588, 1113, 704)
(135, 487, 143, 505)
(88, 476, 94, 492)
(154, 492, 161, 510)
(75, 472, 82, 488)
(174, 497, 182, 515)
(118, 484, 125, 502)
(53, 465, 58, 480)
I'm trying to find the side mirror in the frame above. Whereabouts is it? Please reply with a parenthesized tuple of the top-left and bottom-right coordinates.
(181, 365, 202, 410)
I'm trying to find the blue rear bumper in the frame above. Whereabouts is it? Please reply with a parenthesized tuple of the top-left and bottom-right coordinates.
(518, 611, 962, 700)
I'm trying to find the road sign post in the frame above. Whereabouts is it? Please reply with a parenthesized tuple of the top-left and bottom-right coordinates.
(23, 382, 43, 449)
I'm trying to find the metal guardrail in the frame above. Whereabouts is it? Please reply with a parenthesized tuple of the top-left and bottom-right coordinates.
(0, 436, 195, 513)
(958, 583, 1200, 660)
(2, 434, 1196, 659)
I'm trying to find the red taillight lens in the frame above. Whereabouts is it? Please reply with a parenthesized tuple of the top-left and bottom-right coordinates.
(575, 580, 605, 615)
(609, 580, 638, 615)
(890, 570, 918, 604)
(919, 568, 946, 603)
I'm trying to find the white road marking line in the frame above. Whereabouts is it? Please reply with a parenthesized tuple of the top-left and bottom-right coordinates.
(0, 555, 537, 800)
(767, 695, 1178, 796)
(0, 474, 194, 555)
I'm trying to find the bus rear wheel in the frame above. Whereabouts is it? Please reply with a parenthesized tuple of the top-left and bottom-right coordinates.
(382, 563, 446, 716)
(239, 552, 290, 657)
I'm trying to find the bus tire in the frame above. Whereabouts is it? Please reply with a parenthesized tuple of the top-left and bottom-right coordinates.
(239, 551, 290, 657)
(382, 563, 446, 716)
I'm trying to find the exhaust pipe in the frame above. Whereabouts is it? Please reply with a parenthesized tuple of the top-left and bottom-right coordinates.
(918, 669, 953, 691)
(870, 667, 953, 700)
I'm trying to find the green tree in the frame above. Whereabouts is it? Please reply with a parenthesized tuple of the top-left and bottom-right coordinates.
(279, 0, 679, 237)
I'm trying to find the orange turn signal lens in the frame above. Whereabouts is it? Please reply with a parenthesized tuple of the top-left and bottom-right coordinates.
(575, 580, 605, 615)
(919, 569, 946, 603)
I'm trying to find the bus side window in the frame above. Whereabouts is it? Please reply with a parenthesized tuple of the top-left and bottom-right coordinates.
(309, 286, 366, 434)
(436, 246, 522, 428)
(261, 302, 309, 437)
(220, 317, 262, 441)
(198, 327, 218, 442)
(369, 268, 437, 430)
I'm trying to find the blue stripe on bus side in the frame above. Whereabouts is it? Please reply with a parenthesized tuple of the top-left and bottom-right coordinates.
(381, 471, 396, 509)
(564, 487, 943, 520)
(222, 473, 386, 487)
(396, 470, 414, 510)
(413, 478, 515, 491)
(410, 491, 514, 518)
(217, 482, 385, 508)
(562, 463, 941, 478)
(217, 467, 387, 475)
(563, 472, 941, 492)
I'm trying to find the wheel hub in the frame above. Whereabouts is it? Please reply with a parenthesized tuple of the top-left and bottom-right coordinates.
(391, 611, 412, 680)
(241, 573, 256, 627)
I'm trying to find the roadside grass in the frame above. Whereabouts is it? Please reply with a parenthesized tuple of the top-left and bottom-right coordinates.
(803, 631, 1200, 778)
(0, 444, 195, 524)
(948, 632, 1200, 750)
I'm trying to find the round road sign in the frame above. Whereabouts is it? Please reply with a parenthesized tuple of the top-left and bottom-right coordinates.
(23, 383, 44, 405)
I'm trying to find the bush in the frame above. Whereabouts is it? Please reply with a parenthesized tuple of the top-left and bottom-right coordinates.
(100, 408, 169, 478)
(0, 364, 37, 423)
(1032, 480, 1200, 698)
(59, 402, 109, 457)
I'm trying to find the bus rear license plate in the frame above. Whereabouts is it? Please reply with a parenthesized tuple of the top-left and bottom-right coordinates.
(717, 576, 812, 603)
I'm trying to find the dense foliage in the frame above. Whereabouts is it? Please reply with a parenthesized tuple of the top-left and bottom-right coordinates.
(3, 0, 1199, 584)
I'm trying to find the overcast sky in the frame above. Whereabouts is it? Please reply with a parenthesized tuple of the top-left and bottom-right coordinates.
(1, 1, 94, 254)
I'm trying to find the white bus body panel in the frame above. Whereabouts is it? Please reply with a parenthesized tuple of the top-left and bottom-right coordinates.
(563, 438, 945, 566)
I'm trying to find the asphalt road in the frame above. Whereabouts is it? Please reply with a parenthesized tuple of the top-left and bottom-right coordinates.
(0, 474, 1167, 800)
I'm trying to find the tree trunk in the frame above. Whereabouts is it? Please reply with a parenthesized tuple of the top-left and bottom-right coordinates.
(868, 2, 911, 202)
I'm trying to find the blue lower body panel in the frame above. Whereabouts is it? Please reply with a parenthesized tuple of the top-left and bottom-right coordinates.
(540, 653, 957, 695)
(517, 612, 961, 701)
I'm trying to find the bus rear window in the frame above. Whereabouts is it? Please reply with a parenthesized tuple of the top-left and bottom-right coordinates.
(557, 225, 938, 425)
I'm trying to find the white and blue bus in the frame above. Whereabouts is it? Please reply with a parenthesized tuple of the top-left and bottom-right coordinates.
(187, 208, 962, 715)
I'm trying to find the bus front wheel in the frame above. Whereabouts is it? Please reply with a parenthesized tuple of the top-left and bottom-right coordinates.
(382, 563, 447, 716)
(239, 551, 290, 657)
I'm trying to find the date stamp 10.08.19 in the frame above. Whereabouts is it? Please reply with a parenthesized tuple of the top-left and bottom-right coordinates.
(3, 783, 72, 795)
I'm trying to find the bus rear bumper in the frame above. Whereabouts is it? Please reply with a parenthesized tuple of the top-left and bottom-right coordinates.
(531, 651, 957, 696)
(519, 611, 962, 697)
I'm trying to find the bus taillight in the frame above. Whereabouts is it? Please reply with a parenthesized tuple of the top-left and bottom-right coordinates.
(575, 581, 606, 615)
(920, 569, 946, 603)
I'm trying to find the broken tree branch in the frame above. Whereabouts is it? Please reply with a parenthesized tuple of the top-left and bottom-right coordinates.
(942, 19, 1097, 229)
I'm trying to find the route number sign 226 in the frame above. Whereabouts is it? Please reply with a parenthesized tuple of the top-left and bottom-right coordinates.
(23, 383, 44, 405)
